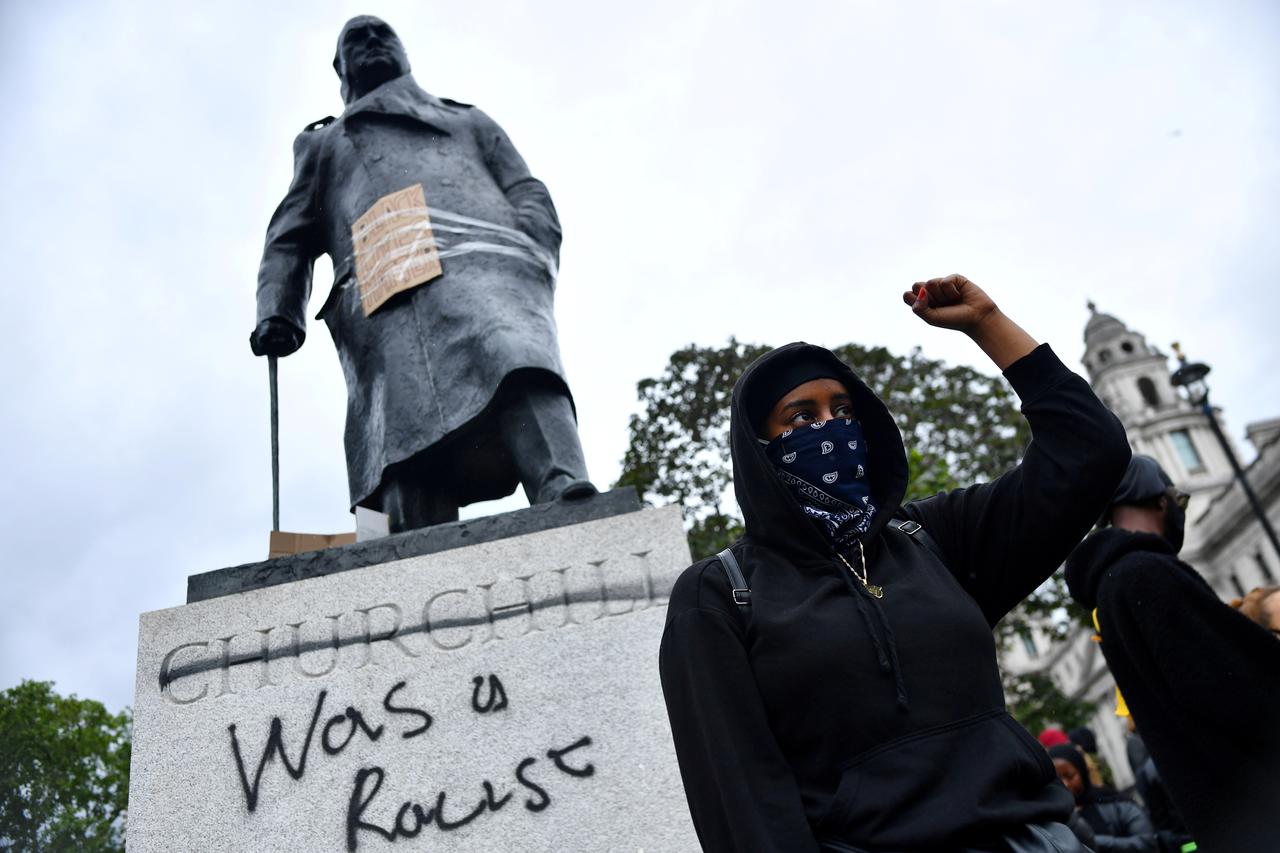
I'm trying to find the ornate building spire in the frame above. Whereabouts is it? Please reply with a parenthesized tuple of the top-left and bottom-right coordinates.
(1080, 305, 1234, 496)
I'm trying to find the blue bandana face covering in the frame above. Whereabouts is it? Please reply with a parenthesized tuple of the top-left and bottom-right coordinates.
(762, 419, 877, 550)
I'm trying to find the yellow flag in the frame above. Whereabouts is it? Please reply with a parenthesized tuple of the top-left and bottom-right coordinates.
(1092, 609, 1131, 717)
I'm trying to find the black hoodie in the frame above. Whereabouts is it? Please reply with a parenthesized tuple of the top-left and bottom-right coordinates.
(1065, 528, 1280, 853)
(659, 342, 1130, 851)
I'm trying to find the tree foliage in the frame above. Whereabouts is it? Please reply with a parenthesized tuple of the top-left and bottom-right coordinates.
(1005, 670, 1098, 735)
(616, 338, 1094, 709)
(0, 680, 131, 852)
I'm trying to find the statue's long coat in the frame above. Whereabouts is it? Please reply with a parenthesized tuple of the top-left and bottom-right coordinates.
(256, 74, 569, 509)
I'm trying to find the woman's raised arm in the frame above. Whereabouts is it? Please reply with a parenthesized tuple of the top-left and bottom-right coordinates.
(900, 276, 1131, 623)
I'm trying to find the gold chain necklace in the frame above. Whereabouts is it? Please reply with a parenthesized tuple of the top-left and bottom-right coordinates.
(838, 541, 883, 598)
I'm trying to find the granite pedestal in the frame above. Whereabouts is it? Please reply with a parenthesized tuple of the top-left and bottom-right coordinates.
(127, 491, 698, 852)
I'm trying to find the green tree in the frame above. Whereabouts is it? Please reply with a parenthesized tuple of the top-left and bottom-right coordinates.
(617, 338, 1094, 715)
(0, 680, 131, 852)
(1004, 670, 1097, 735)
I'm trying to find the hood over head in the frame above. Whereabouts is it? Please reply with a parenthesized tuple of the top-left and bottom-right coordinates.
(1048, 744, 1092, 800)
(1065, 526, 1196, 609)
(731, 342, 908, 559)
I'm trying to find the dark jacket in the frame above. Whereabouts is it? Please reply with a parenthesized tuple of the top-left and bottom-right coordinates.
(257, 73, 567, 508)
(1065, 529, 1280, 853)
(1134, 758, 1193, 853)
(659, 342, 1130, 851)
(1126, 733, 1150, 779)
(1081, 795, 1156, 853)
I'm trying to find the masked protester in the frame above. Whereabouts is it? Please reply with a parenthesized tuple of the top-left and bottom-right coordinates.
(659, 275, 1131, 853)
(1049, 745, 1156, 853)
(1065, 455, 1280, 852)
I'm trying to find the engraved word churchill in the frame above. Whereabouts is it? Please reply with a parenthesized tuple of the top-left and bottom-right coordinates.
(158, 550, 667, 705)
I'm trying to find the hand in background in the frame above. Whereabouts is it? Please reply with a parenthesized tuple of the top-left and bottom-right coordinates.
(1231, 585, 1280, 635)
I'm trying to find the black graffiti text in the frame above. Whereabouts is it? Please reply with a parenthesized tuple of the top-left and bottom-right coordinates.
(345, 735, 595, 851)
(470, 674, 508, 714)
(229, 681, 433, 812)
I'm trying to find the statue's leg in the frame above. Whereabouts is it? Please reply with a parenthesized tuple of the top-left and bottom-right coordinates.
(498, 382, 594, 504)
(375, 473, 460, 533)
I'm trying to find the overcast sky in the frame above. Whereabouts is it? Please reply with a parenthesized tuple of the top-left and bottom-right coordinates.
(2, 0, 1278, 713)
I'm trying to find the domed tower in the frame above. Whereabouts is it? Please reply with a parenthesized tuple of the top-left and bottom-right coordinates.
(1081, 302, 1234, 502)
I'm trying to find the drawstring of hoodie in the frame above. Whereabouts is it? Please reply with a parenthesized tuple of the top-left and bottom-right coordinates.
(844, 571, 890, 670)
(836, 547, 910, 711)
(872, 594, 909, 711)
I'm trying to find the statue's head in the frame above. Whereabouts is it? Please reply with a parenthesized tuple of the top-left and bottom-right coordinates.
(334, 16, 411, 104)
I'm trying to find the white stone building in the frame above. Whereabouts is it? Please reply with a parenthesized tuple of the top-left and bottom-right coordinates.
(1000, 304, 1280, 789)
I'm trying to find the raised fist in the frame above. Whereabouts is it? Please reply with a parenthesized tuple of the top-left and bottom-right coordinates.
(902, 274, 999, 335)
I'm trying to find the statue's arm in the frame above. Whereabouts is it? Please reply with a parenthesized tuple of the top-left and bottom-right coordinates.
(251, 130, 323, 357)
(473, 109, 562, 262)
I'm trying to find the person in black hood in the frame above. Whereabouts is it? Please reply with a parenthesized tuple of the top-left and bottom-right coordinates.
(1064, 455, 1280, 853)
(1067, 726, 1108, 789)
(660, 274, 1131, 852)
(1049, 745, 1156, 853)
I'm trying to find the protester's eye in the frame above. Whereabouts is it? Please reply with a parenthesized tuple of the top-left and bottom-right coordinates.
(789, 410, 814, 425)
(834, 403, 854, 419)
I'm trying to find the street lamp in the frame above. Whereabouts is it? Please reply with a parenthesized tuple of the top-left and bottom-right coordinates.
(1170, 343, 1280, 563)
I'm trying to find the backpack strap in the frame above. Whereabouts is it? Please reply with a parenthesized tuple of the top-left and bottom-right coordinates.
(718, 524, 940, 613)
(716, 548, 751, 612)
(888, 518, 947, 566)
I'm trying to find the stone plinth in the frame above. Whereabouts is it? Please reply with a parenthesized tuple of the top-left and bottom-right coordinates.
(127, 498, 697, 852)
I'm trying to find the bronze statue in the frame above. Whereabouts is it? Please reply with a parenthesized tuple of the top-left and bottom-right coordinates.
(250, 16, 594, 532)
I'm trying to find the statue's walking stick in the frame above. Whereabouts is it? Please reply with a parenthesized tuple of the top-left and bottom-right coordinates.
(269, 355, 280, 532)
